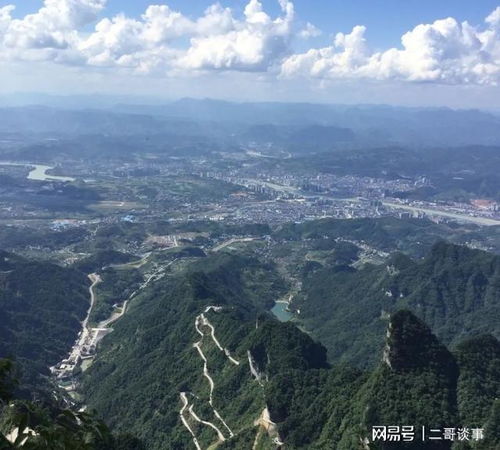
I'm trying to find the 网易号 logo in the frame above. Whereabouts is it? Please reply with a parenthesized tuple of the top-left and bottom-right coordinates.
(371, 426, 484, 442)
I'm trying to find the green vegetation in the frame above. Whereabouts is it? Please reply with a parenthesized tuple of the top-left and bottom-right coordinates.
(0, 226, 89, 253)
(349, 311, 459, 450)
(274, 216, 491, 257)
(0, 251, 89, 392)
(0, 358, 145, 449)
(79, 244, 500, 449)
(266, 312, 499, 450)
(455, 335, 500, 428)
(1, 238, 499, 449)
(88, 267, 142, 324)
(81, 253, 287, 449)
(73, 250, 137, 273)
(296, 241, 500, 368)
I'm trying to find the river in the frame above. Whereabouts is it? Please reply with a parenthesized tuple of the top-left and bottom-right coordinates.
(0, 162, 75, 182)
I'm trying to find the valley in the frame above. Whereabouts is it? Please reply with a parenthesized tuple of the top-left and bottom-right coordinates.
(1, 0, 500, 445)
(0, 102, 499, 449)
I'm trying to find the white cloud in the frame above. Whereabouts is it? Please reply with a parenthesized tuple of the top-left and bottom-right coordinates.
(0, 1, 498, 86)
(281, 7, 500, 85)
(76, 0, 297, 73)
(0, 6, 14, 33)
(2, 0, 105, 53)
(178, 0, 294, 71)
(77, 9, 189, 70)
(191, 4, 234, 37)
(76, 0, 294, 73)
(298, 22, 321, 39)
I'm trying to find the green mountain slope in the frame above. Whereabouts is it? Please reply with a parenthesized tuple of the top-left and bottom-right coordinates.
(269, 312, 499, 450)
(0, 250, 90, 391)
(80, 246, 500, 449)
(297, 242, 500, 368)
(0, 358, 145, 449)
(81, 254, 288, 449)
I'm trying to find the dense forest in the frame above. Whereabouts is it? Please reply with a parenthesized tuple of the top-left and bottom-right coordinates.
(0, 358, 144, 449)
(296, 241, 500, 368)
(81, 253, 287, 449)
(0, 251, 90, 394)
(1, 233, 499, 449)
(79, 251, 499, 449)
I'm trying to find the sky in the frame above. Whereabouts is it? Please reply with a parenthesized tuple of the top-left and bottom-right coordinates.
(1, 0, 499, 107)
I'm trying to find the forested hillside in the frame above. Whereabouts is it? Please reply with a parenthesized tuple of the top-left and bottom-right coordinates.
(296, 241, 500, 368)
(80, 251, 500, 449)
(1, 222, 499, 449)
(324, 312, 499, 450)
(0, 250, 90, 393)
(82, 253, 288, 449)
(0, 358, 144, 449)
(274, 217, 500, 257)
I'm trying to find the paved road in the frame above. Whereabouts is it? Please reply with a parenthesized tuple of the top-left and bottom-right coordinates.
(179, 393, 202, 450)
(180, 306, 242, 448)
(84, 273, 101, 329)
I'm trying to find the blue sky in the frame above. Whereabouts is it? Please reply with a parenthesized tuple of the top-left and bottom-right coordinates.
(12, 0, 500, 47)
(2, 0, 500, 107)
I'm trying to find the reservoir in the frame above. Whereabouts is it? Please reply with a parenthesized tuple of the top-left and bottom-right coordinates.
(271, 302, 293, 322)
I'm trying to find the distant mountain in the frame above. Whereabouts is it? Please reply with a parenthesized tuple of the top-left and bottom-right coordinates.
(0, 106, 210, 137)
(0, 106, 161, 135)
(143, 100, 500, 147)
(288, 125, 355, 151)
(2, 100, 500, 148)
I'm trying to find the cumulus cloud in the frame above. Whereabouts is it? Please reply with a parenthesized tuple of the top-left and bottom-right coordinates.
(178, 0, 294, 71)
(77, 0, 295, 72)
(77, 5, 190, 70)
(0, 0, 300, 73)
(3, 0, 105, 52)
(281, 7, 500, 85)
(0, 1, 498, 86)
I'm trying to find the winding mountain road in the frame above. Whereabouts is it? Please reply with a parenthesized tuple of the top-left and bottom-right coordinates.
(179, 306, 243, 448)
(179, 392, 202, 450)
(188, 404, 226, 442)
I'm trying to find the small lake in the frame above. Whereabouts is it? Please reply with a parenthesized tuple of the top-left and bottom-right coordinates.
(271, 302, 293, 322)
